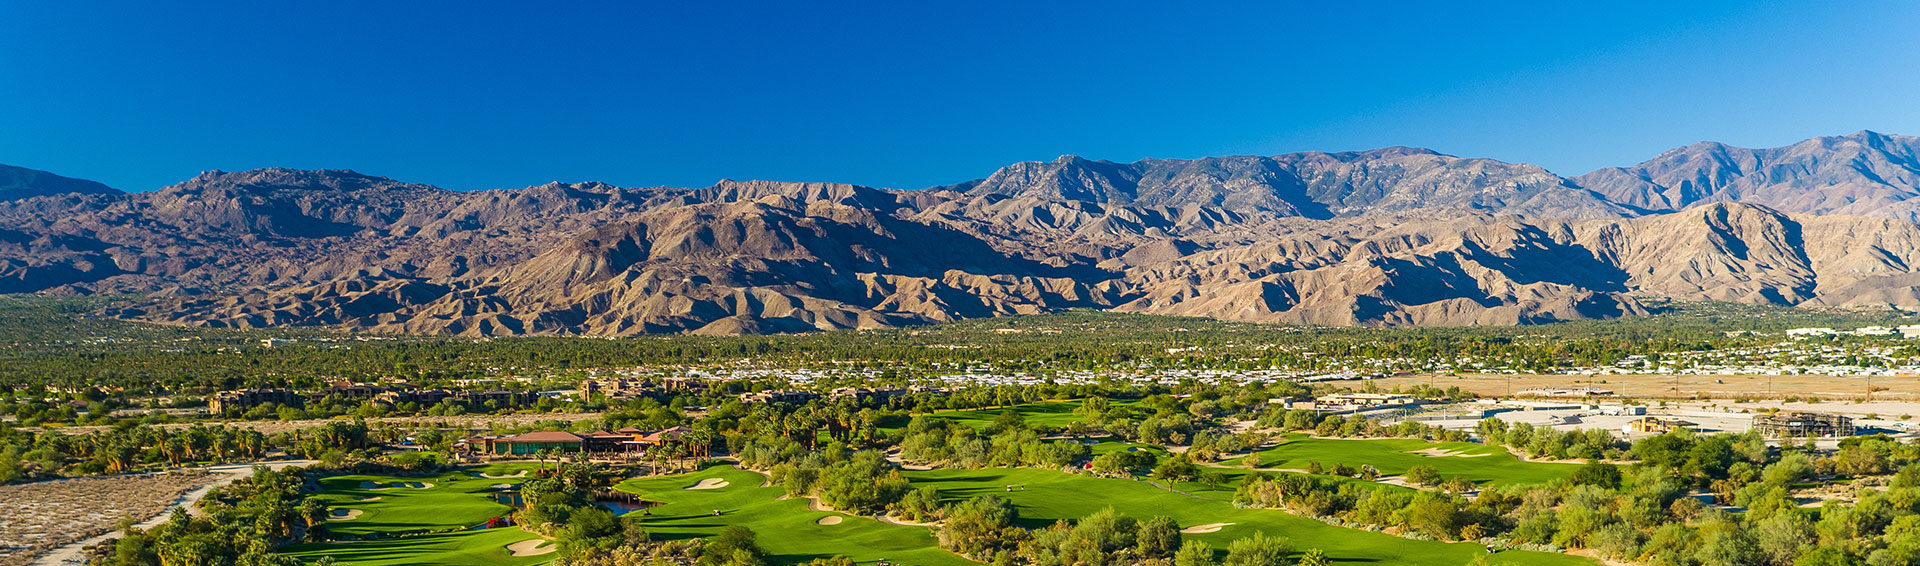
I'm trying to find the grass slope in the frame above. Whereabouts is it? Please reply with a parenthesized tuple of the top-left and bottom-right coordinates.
(906, 467, 1593, 566)
(286, 463, 549, 565)
(1227, 434, 1580, 486)
(281, 528, 549, 566)
(615, 466, 974, 566)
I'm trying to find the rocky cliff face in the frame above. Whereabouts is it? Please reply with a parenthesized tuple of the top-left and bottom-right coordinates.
(9, 132, 1920, 335)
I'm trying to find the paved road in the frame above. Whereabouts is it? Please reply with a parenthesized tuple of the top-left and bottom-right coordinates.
(30, 460, 317, 566)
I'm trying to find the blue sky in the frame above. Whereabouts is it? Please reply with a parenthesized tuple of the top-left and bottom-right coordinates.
(2, 1, 1917, 191)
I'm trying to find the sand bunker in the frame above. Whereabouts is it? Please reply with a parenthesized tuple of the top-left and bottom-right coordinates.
(354, 496, 382, 501)
(489, 483, 513, 490)
(330, 509, 363, 520)
(1181, 522, 1234, 534)
(1412, 448, 1489, 458)
(473, 470, 531, 479)
(506, 539, 557, 557)
(359, 481, 384, 489)
(817, 515, 844, 525)
(687, 478, 730, 490)
(401, 482, 433, 489)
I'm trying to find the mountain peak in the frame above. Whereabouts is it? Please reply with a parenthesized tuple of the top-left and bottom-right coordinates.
(0, 163, 121, 201)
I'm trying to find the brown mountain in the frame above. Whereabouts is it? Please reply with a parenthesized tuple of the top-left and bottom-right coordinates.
(10, 134, 1920, 335)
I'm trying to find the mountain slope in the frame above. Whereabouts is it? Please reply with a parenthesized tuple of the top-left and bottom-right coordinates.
(11, 131, 1920, 335)
(1575, 131, 1920, 220)
(0, 164, 119, 201)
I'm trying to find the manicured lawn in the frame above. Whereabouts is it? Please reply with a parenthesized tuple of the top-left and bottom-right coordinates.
(614, 466, 975, 566)
(1224, 434, 1580, 486)
(905, 467, 1593, 566)
(286, 462, 552, 565)
(923, 399, 1139, 430)
(281, 528, 550, 566)
(311, 462, 545, 536)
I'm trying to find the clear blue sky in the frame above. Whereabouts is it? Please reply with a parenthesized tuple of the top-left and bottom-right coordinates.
(3, 1, 1917, 191)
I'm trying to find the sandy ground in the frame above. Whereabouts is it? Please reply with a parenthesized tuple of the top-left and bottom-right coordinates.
(29, 412, 606, 436)
(817, 516, 843, 525)
(506, 538, 556, 557)
(472, 470, 530, 479)
(1181, 522, 1233, 534)
(0, 471, 213, 566)
(28, 459, 315, 566)
(1376, 373, 1920, 402)
(687, 478, 729, 490)
(330, 509, 363, 520)
(1410, 448, 1488, 458)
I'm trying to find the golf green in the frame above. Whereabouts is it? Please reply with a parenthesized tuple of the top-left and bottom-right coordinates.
(281, 527, 551, 566)
(1227, 434, 1580, 486)
(285, 463, 552, 565)
(311, 462, 545, 536)
(905, 467, 1594, 566)
(614, 466, 975, 566)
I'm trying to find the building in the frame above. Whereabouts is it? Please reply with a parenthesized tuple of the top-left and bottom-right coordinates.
(1518, 387, 1615, 398)
(1310, 393, 1418, 411)
(582, 378, 655, 399)
(209, 389, 304, 414)
(740, 390, 821, 404)
(1624, 417, 1697, 434)
(829, 386, 912, 403)
(1753, 412, 1856, 438)
(375, 389, 453, 406)
(470, 431, 585, 455)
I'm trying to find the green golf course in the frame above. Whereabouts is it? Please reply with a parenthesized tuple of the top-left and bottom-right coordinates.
(282, 462, 552, 565)
(614, 466, 975, 566)
(1226, 433, 1581, 486)
(921, 399, 1137, 430)
(903, 467, 1593, 566)
(282, 528, 552, 566)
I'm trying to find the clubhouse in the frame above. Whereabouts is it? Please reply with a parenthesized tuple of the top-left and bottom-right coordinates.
(465, 426, 695, 456)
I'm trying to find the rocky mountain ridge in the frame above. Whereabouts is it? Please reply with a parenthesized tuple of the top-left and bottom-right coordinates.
(7, 131, 1920, 335)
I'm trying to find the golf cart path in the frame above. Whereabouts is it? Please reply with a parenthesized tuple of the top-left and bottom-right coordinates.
(31, 460, 316, 566)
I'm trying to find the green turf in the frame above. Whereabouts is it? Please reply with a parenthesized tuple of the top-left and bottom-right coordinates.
(286, 463, 553, 565)
(281, 528, 550, 566)
(1224, 434, 1580, 486)
(614, 466, 975, 566)
(905, 467, 1593, 566)
(311, 463, 546, 536)
(922, 399, 1138, 430)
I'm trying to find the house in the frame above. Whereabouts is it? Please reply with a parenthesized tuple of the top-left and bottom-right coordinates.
(471, 431, 585, 455)
(209, 389, 304, 414)
(740, 390, 821, 404)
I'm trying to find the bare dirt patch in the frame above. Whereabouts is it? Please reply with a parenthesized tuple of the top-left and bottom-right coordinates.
(0, 470, 214, 566)
(1181, 522, 1233, 534)
(687, 478, 729, 490)
(506, 538, 556, 557)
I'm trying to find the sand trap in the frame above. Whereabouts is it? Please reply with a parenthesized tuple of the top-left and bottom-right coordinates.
(1182, 522, 1234, 534)
(330, 509, 363, 520)
(473, 470, 531, 479)
(359, 481, 384, 489)
(817, 515, 843, 525)
(400, 482, 434, 489)
(1412, 448, 1489, 458)
(489, 483, 513, 489)
(506, 539, 556, 557)
(687, 478, 730, 490)
(354, 496, 382, 501)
